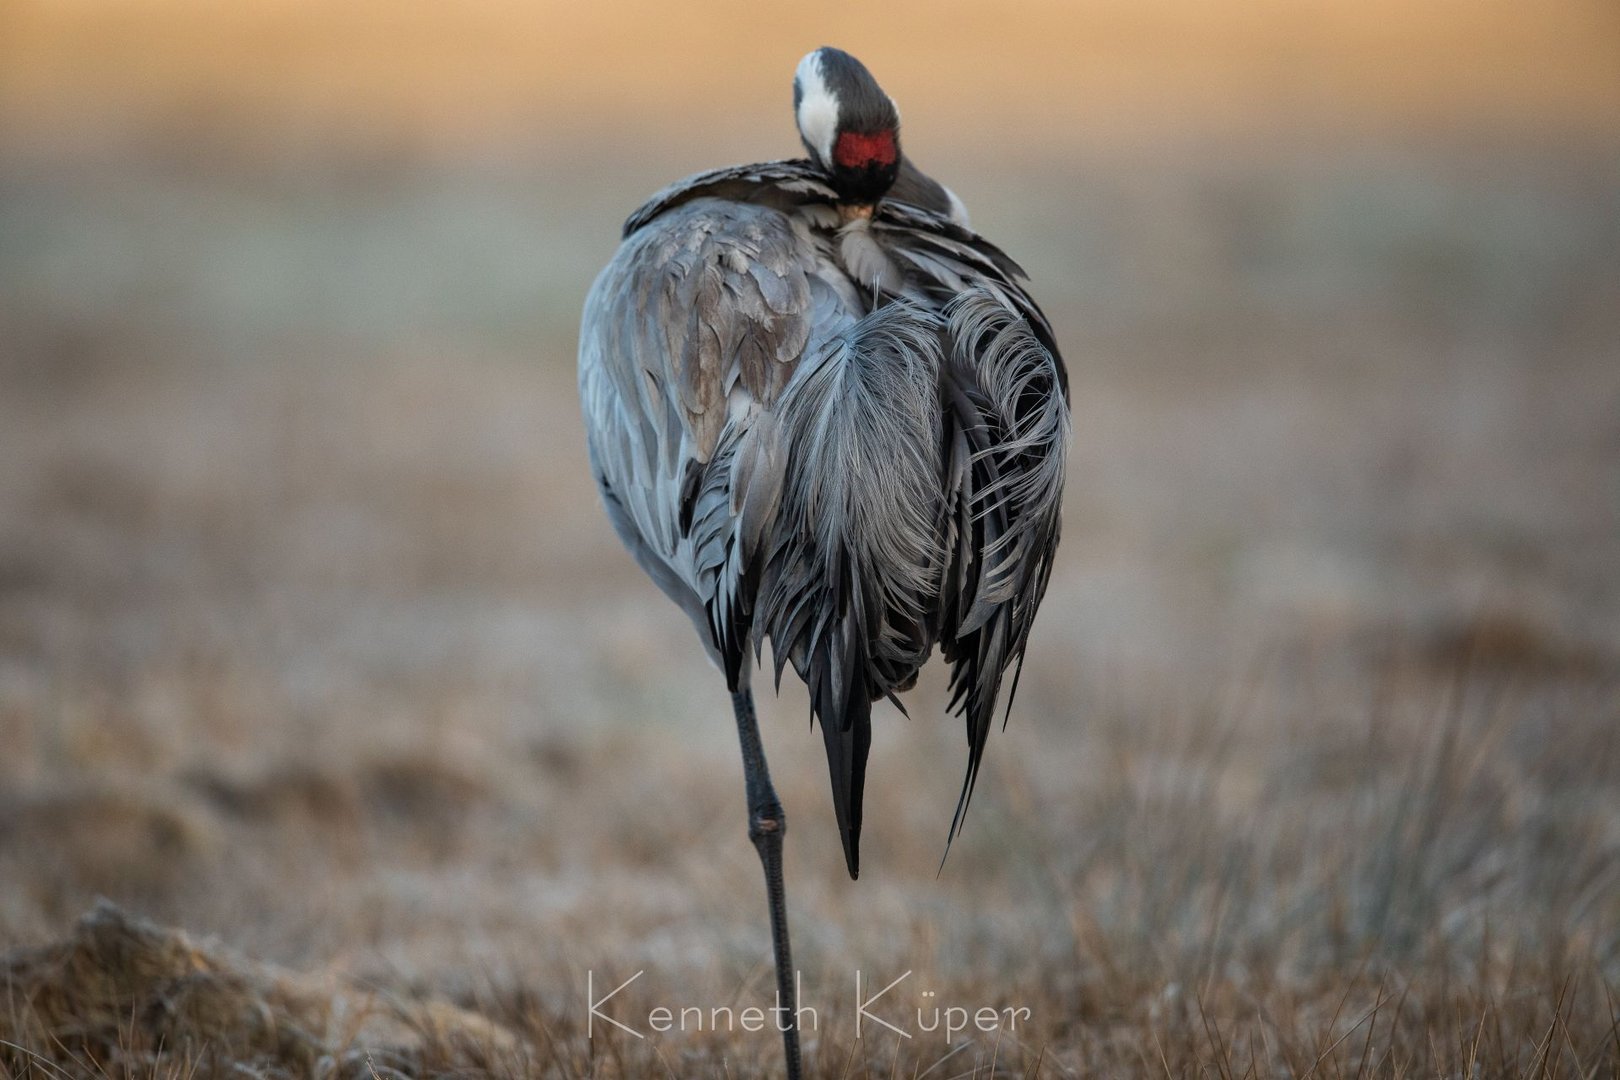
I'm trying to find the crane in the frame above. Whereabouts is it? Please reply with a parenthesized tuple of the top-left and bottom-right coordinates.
(577, 46, 1069, 1078)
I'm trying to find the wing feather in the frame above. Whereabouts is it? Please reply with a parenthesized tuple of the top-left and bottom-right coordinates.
(932, 290, 1069, 855)
(580, 197, 822, 680)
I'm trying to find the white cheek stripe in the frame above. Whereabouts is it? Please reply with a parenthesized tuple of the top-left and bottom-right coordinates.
(795, 51, 839, 165)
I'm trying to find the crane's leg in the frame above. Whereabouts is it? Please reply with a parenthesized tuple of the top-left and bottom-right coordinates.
(731, 686, 803, 1080)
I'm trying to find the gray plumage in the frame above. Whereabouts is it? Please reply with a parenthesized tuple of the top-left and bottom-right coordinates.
(579, 77, 1068, 881)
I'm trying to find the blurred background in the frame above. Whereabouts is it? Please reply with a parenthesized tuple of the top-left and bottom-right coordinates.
(1, 1, 1618, 1075)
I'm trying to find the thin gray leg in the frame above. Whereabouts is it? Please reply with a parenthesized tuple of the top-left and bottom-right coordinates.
(731, 687, 802, 1080)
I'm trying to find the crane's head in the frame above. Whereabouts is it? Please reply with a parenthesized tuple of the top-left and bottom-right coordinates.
(794, 47, 901, 206)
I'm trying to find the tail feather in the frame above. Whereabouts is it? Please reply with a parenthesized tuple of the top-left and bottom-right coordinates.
(811, 566, 875, 879)
(755, 300, 946, 877)
(818, 674, 872, 879)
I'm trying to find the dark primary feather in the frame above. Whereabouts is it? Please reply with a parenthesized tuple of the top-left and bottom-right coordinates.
(580, 155, 1069, 878)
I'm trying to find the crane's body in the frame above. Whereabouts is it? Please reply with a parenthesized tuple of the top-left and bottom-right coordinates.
(577, 48, 1068, 1078)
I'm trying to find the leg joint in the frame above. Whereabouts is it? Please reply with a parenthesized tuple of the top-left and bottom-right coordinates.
(748, 803, 786, 843)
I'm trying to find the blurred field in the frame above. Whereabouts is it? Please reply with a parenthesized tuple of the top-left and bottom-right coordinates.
(2, 1, 1619, 1076)
(4, 0, 1620, 145)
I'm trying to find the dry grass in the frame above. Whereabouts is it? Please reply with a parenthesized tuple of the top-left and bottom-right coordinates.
(1, 902, 527, 1078)
(1, 6, 1619, 1071)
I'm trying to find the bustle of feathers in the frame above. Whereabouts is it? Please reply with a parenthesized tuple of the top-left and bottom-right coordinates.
(579, 155, 1069, 878)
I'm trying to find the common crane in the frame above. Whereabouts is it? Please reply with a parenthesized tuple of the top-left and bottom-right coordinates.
(578, 46, 1069, 1077)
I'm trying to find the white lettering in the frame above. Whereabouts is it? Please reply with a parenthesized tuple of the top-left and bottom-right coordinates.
(791, 970, 817, 1032)
(854, 970, 912, 1039)
(587, 970, 645, 1039)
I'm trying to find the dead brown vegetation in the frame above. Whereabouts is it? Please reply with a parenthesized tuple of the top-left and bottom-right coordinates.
(0, 903, 527, 1078)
